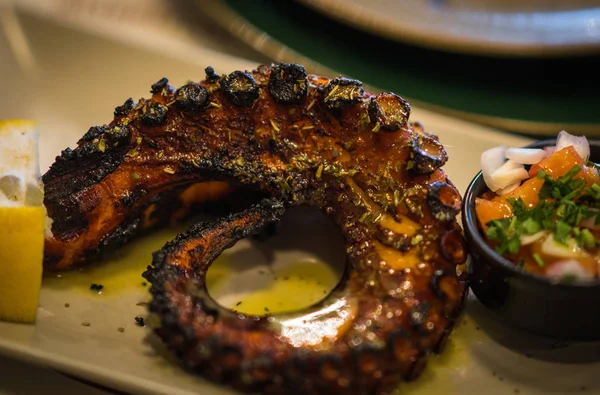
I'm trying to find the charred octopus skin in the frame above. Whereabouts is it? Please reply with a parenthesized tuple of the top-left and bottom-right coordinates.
(42, 63, 468, 394)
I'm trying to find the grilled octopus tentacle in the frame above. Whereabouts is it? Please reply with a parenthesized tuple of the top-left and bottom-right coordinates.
(42, 63, 468, 394)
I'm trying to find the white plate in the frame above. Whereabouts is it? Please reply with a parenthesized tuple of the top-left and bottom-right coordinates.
(298, 0, 600, 56)
(1, 9, 600, 395)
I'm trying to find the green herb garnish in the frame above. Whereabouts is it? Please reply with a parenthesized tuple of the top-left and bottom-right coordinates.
(485, 163, 600, 254)
(554, 221, 573, 244)
(532, 253, 545, 267)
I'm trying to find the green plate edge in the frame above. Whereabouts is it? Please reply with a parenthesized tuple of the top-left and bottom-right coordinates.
(198, 0, 600, 135)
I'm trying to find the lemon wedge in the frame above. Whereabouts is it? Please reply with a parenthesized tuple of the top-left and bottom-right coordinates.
(0, 119, 45, 324)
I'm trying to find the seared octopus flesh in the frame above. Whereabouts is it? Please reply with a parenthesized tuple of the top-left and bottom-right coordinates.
(42, 63, 468, 394)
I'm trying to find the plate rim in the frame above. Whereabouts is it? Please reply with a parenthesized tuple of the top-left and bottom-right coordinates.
(0, 334, 191, 395)
(297, 0, 600, 57)
(0, 111, 533, 394)
(195, 0, 600, 136)
(0, 8, 590, 394)
(0, 60, 536, 395)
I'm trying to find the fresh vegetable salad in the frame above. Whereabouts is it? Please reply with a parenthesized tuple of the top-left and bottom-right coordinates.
(476, 131, 600, 281)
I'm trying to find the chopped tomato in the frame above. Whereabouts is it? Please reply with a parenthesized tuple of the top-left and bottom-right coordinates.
(475, 176, 544, 230)
(496, 177, 544, 208)
(475, 198, 512, 232)
(476, 137, 600, 280)
(530, 145, 599, 187)
(532, 146, 585, 178)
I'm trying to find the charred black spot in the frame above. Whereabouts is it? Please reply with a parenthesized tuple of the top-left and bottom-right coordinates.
(252, 222, 281, 242)
(192, 291, 222, 317)
(43, 125, 131, 243)
(43, 194, 90, 241)
(121, 191, 135, 207)
(141, 101, 168, 126)
(314, 127, 331, 137)
(44, 136, 125, 178)
(322, 77, 364, 111)
(104, 125, 131, 145)
(220, 71, 259, 107)
(435, 325, 454, 353)
(81, 126, 106, 142)
(427, 181, 461, 222)
(145, 139, 160, 149)
(177, 160, 198, 175)
(100, 215, 141, 250)
(368, 92, 410, 131)
(175, 83, 209, 111)
(268, 63, 308, 104)
(178, 326, 196, 348)
(114, 98, 135, 117)
(143, 255, 185, 292)
(268, 138, 278, 153)
(161, 310, 181, 332)
(151, 77, 169, 94)
(440, 229, 467, 264)
(406, 133, 448, 174)
(43, 148, 126, 241)
(188, 336, 219, 370)
(430, 269, 453, 300)
(205, 66, 220, 82)
(409, 303, 431, 327)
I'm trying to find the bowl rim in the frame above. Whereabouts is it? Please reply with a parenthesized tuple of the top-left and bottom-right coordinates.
(462, 138, 600, 289)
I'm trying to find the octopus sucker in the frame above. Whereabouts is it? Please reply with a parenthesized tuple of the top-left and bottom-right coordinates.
(42, 63, 468, 394)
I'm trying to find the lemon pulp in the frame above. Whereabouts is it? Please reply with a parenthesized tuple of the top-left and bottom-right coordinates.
(0, 120, 45, 323)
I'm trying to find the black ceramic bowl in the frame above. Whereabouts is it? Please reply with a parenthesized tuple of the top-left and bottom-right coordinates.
(462, 139, 600, 342)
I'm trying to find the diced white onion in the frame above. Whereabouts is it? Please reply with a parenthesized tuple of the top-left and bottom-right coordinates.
(556, 130, 590, 161)
(489, 160, 530, 191)
(505, 148, 547, 165)
(496, 181, 521, 195)
(519, 230, 548, 246)
(545, 259, 593, 280)
(496, 159, 524, 171)
(481, 145, 507, 191)
(480, 130, 592, 196)
(541, 235, 582, 259)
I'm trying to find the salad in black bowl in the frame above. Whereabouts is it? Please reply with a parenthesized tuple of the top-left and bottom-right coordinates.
(462, 131, 600, 341)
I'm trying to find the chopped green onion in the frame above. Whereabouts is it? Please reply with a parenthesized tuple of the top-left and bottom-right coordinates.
(532, 253, 545, 268)
(554, 221, 573, 244)
(580, 228, 596, 249)
(520, 217, 540, 235)
(507, 237, 521, 254)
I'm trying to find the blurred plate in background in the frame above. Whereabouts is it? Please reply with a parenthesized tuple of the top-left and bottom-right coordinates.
(299, 0, 600, 57)
(195, 0, 600, 137)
